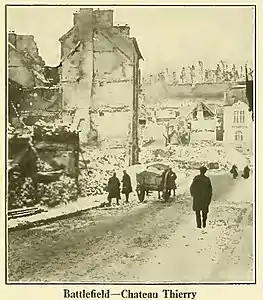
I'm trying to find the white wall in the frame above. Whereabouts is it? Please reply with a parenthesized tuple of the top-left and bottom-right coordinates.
(92, 111, 131, 142)
(223, 101, 253, 152)
(190, 118, 216, 142)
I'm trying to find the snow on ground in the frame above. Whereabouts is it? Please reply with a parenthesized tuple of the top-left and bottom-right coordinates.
(140, 143, 251, 171)
(129, 175, 253, 282)
(8, 173, 253, 282)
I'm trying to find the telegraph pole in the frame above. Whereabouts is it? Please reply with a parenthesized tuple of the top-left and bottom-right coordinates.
(131, 52, 139, 165)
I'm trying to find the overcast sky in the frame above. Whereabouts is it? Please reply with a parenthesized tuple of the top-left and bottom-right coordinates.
(7, 5, 254, 73)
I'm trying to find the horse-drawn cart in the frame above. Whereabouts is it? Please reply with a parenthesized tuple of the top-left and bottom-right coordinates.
(136, 163, 169, 202)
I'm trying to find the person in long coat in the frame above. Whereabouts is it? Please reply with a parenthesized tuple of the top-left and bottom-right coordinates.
(161, 167, 174, 200)
(107, 172, 121, 206)
(190, 166, 213, 229)
(230, 164, 238, 179)
(242, 165, 250, 179)
(121, 170, 132, 203)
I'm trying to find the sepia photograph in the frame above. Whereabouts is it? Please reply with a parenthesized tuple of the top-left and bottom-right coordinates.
(6, 4, 255, 284)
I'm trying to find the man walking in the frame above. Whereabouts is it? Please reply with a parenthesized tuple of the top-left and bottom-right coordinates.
(121, 170, 132, 203)
(107, 172, 121, 206)
(190, 166, 213, 229)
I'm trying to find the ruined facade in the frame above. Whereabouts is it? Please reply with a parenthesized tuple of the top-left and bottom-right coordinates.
(59, 8, 143, 164)
(8, 32, 62, 126)
(8, 31, 46, 87)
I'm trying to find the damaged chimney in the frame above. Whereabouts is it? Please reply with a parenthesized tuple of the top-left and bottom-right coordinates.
(114, 25, 130, 36)
(75, 8, 94, 38)
(93, 9, 113, 28)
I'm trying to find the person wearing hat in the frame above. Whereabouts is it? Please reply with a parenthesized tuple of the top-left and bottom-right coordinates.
(107, 172, 121, 206)
(190, 166, 213, 229)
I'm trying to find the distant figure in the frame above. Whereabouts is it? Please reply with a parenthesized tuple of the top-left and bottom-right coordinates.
(230, 164, 238, 179)
(121, 170, 132, 203)
(107, 172, 121, 206)
(190, 166, 213, 229)
(242, 166, 250, 179)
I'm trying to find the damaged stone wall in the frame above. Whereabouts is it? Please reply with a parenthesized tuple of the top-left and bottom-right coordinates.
(8, 32, 46, 84)
(15, 34, 45, 69)
(18, 88, 62, 112)
(92, 110, 131, 145)
(60, 8, 140, 151)
(8, 44, 35, 88)
(8, 31, 61, 127)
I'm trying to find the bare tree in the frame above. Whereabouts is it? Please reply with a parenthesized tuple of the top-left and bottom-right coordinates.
(163, 119, 189, 146)
(163, 122, 175, 147)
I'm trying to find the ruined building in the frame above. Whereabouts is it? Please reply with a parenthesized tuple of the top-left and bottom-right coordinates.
(59, 8, 143, 165)
(8, 31, 46, 89)
(8, 31, 62, 126)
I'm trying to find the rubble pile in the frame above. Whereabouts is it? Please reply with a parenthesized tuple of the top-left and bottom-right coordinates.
(8, 173, 36, 210)
(36, 158, 53, 172)
(79, 169, 110, 197)
(8, 121, 80, 210)
(34, 120, 79, 143)
(81, 148, 127, 170)
(37, 174, 79, 207)
(140, 143, 248, 171)
(8, 157, 79, 210)
(78, 148, 127, 197)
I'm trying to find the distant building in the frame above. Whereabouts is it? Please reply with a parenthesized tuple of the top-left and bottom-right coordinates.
(186, 102, 217, 142)
(59, 8, 143, 164)
(158, 102, 217, 143)
(223, 101, 253, 153)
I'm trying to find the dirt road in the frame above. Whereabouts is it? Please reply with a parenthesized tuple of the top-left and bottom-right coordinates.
(8, 173, 254, 283)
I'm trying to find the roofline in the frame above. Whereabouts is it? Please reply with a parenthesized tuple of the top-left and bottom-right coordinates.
(132, 37, 143, 60)
(185, 101, 215, 119)
(59, 26, 143, 61)
(59, 27, 74, 42)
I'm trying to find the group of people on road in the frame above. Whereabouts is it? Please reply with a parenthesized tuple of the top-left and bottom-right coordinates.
(106, 163, 251, 231)
(230, 164, 250, 180)
(106, 170, 132, 206)
(106, 167, 178, 206)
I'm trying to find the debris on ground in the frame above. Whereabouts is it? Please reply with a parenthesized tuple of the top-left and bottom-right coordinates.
(37, 174, 79, 207)
(140, 142, 250, 171)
